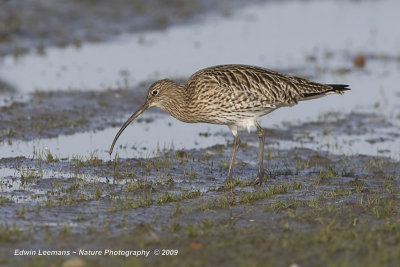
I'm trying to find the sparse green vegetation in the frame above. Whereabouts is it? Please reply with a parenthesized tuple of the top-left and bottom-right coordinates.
(1, 111, 399, 267)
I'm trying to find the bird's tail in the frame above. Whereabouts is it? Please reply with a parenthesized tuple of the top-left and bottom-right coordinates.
(326, 84, 351, 94)
(302, 84, 350, 99)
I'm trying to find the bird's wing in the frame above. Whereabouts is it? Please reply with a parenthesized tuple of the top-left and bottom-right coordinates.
(187, 64, 334, 105)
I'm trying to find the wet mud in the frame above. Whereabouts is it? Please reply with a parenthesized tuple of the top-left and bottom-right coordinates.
(0, 138, 399, 266)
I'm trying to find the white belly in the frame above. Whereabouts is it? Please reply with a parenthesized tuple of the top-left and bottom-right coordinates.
(236, 118, 257, 133)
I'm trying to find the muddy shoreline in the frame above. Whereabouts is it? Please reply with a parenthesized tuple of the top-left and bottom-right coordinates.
(1, 141, 399, 266)
(1, 84, 398, 266)
(1, 87, 399, 265)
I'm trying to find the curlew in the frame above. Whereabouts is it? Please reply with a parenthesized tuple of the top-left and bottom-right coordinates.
(109, 64, 350, 185)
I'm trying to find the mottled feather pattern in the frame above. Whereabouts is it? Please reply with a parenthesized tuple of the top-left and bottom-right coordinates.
(146, 64, 349, 125)
(110, 64, 349, 185)
(187, 65, 336, 105)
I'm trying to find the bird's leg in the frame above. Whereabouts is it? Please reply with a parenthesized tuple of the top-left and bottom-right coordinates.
(254, 123, 265, 185)
(226, 134, 240, 183)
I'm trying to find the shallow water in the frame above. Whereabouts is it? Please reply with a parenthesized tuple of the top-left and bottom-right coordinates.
(1, 109, 399, 161)
(0, 114, 228, 160)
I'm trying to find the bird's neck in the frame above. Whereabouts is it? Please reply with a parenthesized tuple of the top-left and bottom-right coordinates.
(160, 83, 195, 123)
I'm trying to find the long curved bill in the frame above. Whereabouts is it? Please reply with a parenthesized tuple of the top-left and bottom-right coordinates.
(109, 103, 149, 155)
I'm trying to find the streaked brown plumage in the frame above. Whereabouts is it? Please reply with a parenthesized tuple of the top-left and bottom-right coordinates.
(109, 64, 350, 185)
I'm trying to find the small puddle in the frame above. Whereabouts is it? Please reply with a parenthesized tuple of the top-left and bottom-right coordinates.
(0, 167, 48, 203)
(276, 132, 400, 161)
(0, 114, 228, 160)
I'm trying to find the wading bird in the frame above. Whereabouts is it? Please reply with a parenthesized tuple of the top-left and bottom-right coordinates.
(109, 64, 350, 185)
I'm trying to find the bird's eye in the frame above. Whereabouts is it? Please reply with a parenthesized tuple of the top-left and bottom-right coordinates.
(151, 89, 159, 96)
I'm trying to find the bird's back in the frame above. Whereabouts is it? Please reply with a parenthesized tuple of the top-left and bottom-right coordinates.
(178, 64, 349, 126)
(186, 64, 345, 105)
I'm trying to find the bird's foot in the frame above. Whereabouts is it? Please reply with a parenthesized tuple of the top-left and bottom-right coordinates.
(254, 172, 265, 186)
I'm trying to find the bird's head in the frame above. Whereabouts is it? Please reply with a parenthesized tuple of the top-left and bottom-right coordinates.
(145, 79, 177, 109)
(108, 79, 178, 155)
